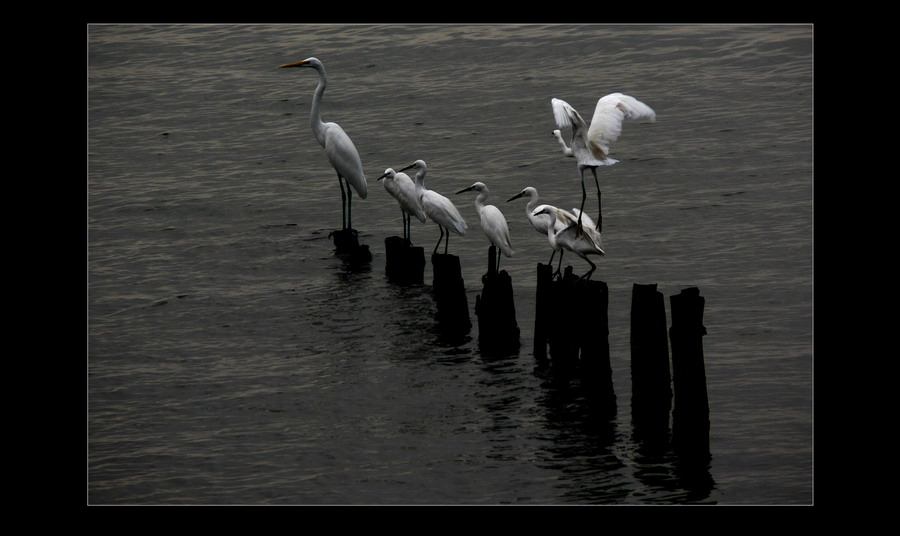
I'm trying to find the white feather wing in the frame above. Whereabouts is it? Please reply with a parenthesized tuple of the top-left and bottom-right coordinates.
(481, 205, 514, 257)
(324, 122, 367, 199)
(423, 191, 467, 235)
(587, 93, 656, 155)
(551, 98, 588, 132)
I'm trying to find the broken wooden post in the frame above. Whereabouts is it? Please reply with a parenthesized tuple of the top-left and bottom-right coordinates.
(384, 236, 425, 284)
(331, 228, 371, 265)
(431, 252, 471, 334)
(576, 276, 615, 414)
(669, 287, 709, 458)
(630, 283, 672, 442)
(474, 246, 519, 353)
(541, 267, 614, 405)
(533, 263, 554, 361)
(546, 267, 580, 378)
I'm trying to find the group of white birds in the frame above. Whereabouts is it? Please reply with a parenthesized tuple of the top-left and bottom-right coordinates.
(281, 57, 656, 279)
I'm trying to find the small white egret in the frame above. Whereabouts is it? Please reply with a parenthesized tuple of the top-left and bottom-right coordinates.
(377, 168, 427, 243)
(551, 93, 655, 233)
(397, 160, 467, 255)
(281, 57, 367, 230)
(533, 206, 605, 279)
(457, 182, 514, 272)
(506, 187, 578, 265)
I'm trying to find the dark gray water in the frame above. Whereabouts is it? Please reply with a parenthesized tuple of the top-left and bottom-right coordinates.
(87, 23, 813, 505)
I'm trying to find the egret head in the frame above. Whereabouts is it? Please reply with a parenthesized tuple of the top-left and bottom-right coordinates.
(398, 160, 426, 174)
(532, 206, 555, 219)
(376, 168, 395, 181)
(551, 129, 562, 138)
(507, 187, 536, 202)
(279, 57, 322, 69)
(456, 182, 487, 195)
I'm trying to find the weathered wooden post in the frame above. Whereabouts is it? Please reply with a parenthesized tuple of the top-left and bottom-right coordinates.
(669, 287, 709, 458)
(331, 228, 371, 265)
(474, 246, 520, 353)
(533, 263, 553, 361)
(542, 267, 614, 406)
(384, 236, 425, 284)
(546, 267, 580, 377)
(431, 252, 471, 334)
(630, 283, 672, 442)
(576, 277, 615, 414)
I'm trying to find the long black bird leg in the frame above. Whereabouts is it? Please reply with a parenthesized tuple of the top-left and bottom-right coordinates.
(591, 167, 602, 234)
(434, 226, 444, 255)
(337, 173, 347, 230)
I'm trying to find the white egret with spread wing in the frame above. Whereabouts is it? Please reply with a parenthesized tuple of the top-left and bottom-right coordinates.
(398, 160, 467, 255)
(533, 205, 605, 279)
(551, 93, 655, 233)
(280, 57, 367, 230)
(457, 182, 514, 272)
(377, 168, 426, 242)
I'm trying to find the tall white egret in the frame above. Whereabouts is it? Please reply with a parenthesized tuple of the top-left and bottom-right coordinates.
(397, 160, 467, 255)
(457, 182, 514, 272)
(506, 186, 577, 265)
(281, 57, 367, 230)
(551, 93, 655, 233)
(376, 168, 426, 242)
(533, 206, 605, 279)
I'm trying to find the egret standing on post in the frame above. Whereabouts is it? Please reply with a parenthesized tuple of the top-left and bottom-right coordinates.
(457, 182, 514, 272)
(551, 93, 655, 233)
(280, 57, 367, 231)
(533, 206, 605, 279)
(398, 160, 467, 255)
(377, 168, 427, 243)
(507, 186, 576, 266)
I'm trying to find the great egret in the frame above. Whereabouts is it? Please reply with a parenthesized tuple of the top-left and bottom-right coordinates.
(506, 186, 575, 266)
(280, 57, 367, 230)
(377, 168, 427, 242)
(533, 206, 605, 279)
(551, 93, 655, 233)
(398, 160, 467, 255)
(457, 181, 514, 272)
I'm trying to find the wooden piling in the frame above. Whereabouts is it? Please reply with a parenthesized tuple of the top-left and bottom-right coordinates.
(546, 267, 580, 377)
(474, 246, 519, 352)
(331, 228, 371, 264)
(533, 263, 553, 361)
(537, 266, 614, 410)
(630, 283, 672, 441)
(384, 236, 425, 284)
(431, 252, 471, 334)
(669, 287, 709, 458)
(575, 276, 615, 412)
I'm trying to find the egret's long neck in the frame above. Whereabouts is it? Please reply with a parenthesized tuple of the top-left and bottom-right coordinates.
(525, 193, 538, 214)
(310, 66, 328, 146)
(474, 190, 488, 218)
(414, 169, 426, 197)
(554, 131, 573, 157)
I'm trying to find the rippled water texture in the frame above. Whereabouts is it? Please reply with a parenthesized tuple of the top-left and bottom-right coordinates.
(88, 24, 813, 505)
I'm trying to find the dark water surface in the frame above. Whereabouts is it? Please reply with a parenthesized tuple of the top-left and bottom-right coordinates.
(87, 23, 813, 505)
